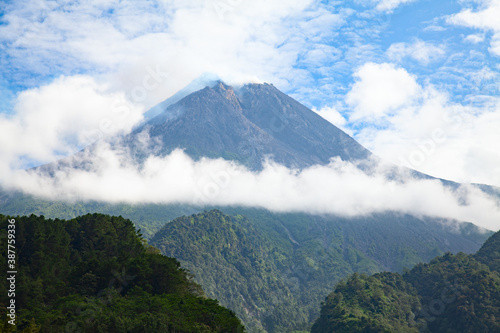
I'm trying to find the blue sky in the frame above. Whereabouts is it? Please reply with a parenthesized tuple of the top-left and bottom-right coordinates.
(0, 0, 499, 186)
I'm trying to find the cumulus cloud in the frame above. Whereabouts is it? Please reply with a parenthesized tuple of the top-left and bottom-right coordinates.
(0, 75, 144, 170)
(346, 62, 421, 122)
(447, 0, 500, 56)
(387, 39, 445, 65)
(2, 146, 500, 231)
(312, 106, 352, 135)
(345, 62, 500, 188)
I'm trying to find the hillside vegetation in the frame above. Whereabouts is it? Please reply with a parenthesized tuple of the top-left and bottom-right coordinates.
(0, 213, 244, 332)
(151, 209, 489, 332)
(312, 229, 500, 332)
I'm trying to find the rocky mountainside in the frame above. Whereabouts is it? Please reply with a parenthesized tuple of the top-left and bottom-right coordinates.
(123, 81, 371, 170)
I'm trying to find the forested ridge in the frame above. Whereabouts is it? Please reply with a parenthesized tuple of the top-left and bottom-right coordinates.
(150, 209, 489, 332)
(152, 210, 311, 332)
(0, 213, 244, 332)
(311, 228, 500, 332)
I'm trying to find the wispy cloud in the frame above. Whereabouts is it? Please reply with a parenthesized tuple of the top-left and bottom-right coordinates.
(312, 105, 353, 135)
(447, 0, 500, 56)
(464, 33, 485, 44)
(387, 39, 445, 65)
(0, 0, 324, 94)
(374, 0, 417, 12)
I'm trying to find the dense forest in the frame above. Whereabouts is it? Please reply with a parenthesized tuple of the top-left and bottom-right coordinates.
(0, 208, 493, 332)
(152, 210, 311, 332)
(150, 209, 488, 332)
(311, 229, 500, 332)
(0, 214, 244, 332)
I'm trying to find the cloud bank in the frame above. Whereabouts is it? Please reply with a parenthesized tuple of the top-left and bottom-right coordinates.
(3, 145, 500, 231)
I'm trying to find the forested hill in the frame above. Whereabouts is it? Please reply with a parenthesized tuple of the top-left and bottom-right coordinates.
(0, 213, 244, 332)
(150, 209, 489, 332)
(311, 228, 500, 332)
(151, 209, 310, 332)
(475, 227, 500, 273)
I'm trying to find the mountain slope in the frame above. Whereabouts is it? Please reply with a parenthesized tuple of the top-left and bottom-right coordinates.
(151, 210, 308, 332)
(475, 226, 500, 273)
(310, 272, 421, 332)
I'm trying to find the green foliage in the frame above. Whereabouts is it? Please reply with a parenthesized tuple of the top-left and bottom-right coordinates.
(1, 192, 490, 332)
(150, 208, 489, 332)
(406, 252, 500, 333)
(475, 229, 500, 273)
(311, 272, 420, 333)
(152, 210, 305, 332)
(0, 213, 244, 332)
(312, 230, 500, 333)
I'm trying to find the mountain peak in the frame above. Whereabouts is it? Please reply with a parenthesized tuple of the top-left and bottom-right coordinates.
(128, 80, 371, 169)
(211, 81, 240, 108)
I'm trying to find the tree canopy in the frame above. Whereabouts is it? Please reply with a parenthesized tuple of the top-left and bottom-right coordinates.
(0, 213, 244, 332)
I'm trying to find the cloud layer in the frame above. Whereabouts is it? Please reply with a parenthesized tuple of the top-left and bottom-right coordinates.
(3, 145, 500, 231)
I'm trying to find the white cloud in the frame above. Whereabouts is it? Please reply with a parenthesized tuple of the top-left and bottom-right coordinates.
(374, 0, 416, 12)
(346, 63, 500, 188)
(447, 0, 500, 56)
(0, 0, 330, 103)
(464, 33, 485, 43)
(346, 62, 421, 122)
(3, 147, 500, 231)
(0, 75, 144, 170)
(387, 39, 445, 65)
(312, 106, 353, 135)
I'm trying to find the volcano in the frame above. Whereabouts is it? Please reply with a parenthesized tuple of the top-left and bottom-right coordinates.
(124, 81, 371, 170)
